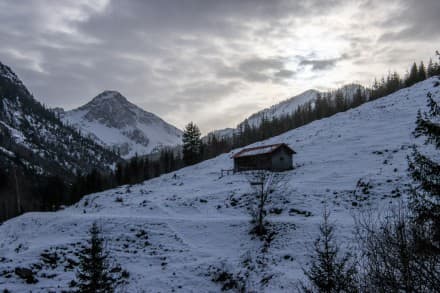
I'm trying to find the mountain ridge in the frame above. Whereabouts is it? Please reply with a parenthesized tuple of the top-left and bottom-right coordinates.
(0, 61, 119, 176)
(0, 61, 121, 221)
(60, 91, 183, 158)
(206, 83, 365, 139)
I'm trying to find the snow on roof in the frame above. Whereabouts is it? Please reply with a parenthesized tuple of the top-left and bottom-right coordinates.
(233, 143, 295, 158)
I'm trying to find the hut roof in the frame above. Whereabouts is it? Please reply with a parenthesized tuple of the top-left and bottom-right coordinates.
(232, 143, 295, 158)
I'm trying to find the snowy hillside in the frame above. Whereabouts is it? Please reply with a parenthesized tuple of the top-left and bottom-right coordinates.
(0, 78, 438, 292)
(61, 91, 182, 158)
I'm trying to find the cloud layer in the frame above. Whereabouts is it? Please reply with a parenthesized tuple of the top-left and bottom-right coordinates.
(0, 0, 439, 132)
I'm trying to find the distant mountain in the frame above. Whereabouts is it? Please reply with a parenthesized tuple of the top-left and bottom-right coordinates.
(0, 62, 119, 176)
(203, 127, 236, 142)
(206, 84, 365, 139)
(0, 61, 121, 220)
(243, 89, 320, 128)
(60, 91, 182, 158)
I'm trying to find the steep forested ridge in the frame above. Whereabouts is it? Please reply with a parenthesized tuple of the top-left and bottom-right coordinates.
(0, 62, 121, 221)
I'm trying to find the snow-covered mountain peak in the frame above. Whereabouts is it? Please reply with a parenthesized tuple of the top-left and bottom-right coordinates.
(298, 88, 319, 96)
(62, 91, 182, 158)
(88, 90, 127, 104)
(76, 91, 142, 129)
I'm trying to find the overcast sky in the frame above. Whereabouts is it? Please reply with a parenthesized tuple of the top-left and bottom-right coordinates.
(0, 0, 438, 133)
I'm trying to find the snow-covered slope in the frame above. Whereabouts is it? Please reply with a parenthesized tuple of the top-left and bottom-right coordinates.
(61, 91, 183, 158)
(0, 78, 438, 292)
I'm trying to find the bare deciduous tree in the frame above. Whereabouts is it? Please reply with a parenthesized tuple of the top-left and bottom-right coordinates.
(355, 205, 440, 292)
(246, 170, 277, 236)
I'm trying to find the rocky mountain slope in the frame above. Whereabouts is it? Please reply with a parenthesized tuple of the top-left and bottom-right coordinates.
(0, 62, 119, 177)
(0, 61, 121, 221)
(0, 78, 437, 291)
(60, 91, 182, 158)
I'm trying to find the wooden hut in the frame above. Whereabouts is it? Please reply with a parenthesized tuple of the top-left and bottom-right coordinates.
(233, 143, 295, 172)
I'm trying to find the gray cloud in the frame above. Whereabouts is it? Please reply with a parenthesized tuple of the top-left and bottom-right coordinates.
(217, 57, 295, 83)
(299, 54, 350, 71)
(0, 0, 437, 132)
(299, 58, 339, 71)
(274, 69, 295, 78)
(177, 81, 243, 106)
(239, 58, 284, 73)
(376, 0, 440, 41)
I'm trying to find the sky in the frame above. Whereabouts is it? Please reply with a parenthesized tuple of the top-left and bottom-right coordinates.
(0, 0, 439, 133)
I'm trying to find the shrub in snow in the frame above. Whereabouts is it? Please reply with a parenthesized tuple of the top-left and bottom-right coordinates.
(356, 205, 440, 292)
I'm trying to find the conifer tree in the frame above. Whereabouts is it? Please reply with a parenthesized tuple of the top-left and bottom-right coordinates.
(408, 89, 440, 249)
(315, 93, 325, 117)
(182, 121, 202, 166)
(302, 208, 358, 293)
(334, 91, 346, 112)
(352, 88, 365, 107)
(406, 62, 419, 86)
(418, 61, 427, 82)
(76, 222, 115, 293)
(427, 58, 437, 77)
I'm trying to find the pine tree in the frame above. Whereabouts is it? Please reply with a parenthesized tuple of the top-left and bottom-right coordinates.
(427, 58, 437, 77)
(334, 91, 346, 112)
(406, 62, 419, 86)
(76, 222, 115, 293)
(408, 90, 440, 250)
(182, 121, 202, 166)
(352, 88, 365, 107)
(315, 93, 325, 117)
(302, 208, 358, 293)
(418, 61, 427, 82)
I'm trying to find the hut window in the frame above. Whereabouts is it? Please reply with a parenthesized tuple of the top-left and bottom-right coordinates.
(280, 156, 284, 161)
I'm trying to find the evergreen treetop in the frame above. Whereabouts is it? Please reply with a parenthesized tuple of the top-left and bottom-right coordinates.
(182, 121, 202, 166)
(76, 222, 115, 293)
(302, 208, 358, 293)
